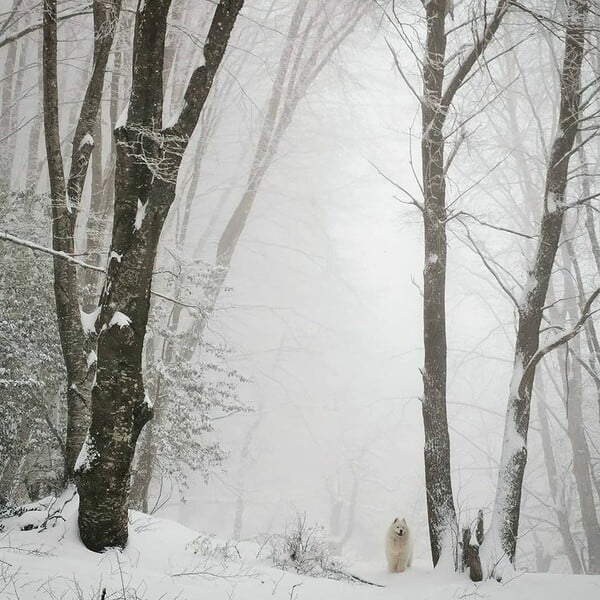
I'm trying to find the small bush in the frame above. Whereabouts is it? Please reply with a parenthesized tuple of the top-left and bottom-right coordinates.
(268, 513, 350, 581)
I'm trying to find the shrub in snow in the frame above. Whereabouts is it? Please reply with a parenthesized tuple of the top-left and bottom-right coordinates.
(267, 513, 352, 582)
(0, 189, 65, 504)
(187, 533, 241, 562)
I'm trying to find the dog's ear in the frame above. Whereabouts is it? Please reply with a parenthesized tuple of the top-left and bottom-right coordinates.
(400, 518, 407, 524)
(393, 517, 399, 524)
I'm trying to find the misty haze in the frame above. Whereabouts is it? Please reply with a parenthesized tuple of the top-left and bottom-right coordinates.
(0, 1, 599, 599)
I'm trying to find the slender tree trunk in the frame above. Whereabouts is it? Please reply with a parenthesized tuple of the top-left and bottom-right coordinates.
(130, 7, 368, 512)
(232, 413, 260, 539)
(42, 0, 122, 480)
(565, 339, 600, 573)
(2, 25, 27, 187)
(482, 0, 587, 575)
(186, 2, 365, 351)
(420, 1, 456, 567)
(538, 389, 583, 573)
(414, 0, 509, 567)
(26, 42, 43, 190)
(561, 243, 600, 573)
(0, 1, 18, 184)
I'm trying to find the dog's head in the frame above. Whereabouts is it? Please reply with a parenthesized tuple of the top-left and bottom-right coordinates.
(391, 517, 408, 538)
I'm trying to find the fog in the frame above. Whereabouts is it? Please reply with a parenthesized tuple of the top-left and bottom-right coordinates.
(1, 0, 598, 580)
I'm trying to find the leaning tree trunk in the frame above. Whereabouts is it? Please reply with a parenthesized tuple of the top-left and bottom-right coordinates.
(74, 0, 245, 552)
(481, 0, 587, 576)
(130, 1, 368, 510)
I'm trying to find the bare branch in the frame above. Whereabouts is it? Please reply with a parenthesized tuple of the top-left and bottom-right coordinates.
(0, 6, 93, 50)
(519, 287, 600, 399)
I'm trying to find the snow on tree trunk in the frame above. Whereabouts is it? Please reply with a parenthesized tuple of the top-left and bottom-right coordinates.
(417, 0, 509, 568)
(420, 1, 455, 567)
(42, 0, 122, 480)
(481, 0, 588, 578)
(75, 0, 245, 552)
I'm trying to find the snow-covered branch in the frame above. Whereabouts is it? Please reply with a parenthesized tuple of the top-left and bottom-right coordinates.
(518, 286, 600, 399)
(0, 231, 205, 311)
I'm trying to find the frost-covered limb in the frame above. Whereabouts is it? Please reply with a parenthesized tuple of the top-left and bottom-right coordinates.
(449, 210, 535, 240)
(460, 224, 521, 308)
(0, 231, 105, 272)
(518, 287, 600, 400)
(0, 230, 208, 313)
(369, 160, 424, 212)
(440, 1, 511, 110)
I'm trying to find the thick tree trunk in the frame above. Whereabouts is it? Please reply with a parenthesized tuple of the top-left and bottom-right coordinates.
(482, 0, 587, 575)
(75, 0, 245, 552)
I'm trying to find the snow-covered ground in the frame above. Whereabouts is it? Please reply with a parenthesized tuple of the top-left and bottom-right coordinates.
(1, 494, 599, 600)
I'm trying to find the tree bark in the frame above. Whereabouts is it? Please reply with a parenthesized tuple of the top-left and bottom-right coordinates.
(75, 0, 245, 552)
(0, 1, 18, 184)
(42, 0, 122, 480)
(418, 0, 509, 567)
(561, 242, 600, 573)
(420, 1, 455, 567)
(1, 10, 27, 187)
(26, 39, 43, 190)
(482, 0, 587, 575)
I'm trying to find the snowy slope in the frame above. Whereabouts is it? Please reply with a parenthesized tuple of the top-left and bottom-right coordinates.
(1, 495, 599, 600)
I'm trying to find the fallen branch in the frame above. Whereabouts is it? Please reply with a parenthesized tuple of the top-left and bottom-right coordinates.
(323, 567, 385, 587)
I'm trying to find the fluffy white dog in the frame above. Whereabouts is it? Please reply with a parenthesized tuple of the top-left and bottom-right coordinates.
(385, 517, 413, 573)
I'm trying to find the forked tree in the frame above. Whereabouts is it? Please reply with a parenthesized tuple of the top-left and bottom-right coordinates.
(44, 0, 244, 552)
(408, 0, 510, 567)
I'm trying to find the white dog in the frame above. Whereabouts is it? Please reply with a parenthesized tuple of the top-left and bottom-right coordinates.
(385, 517, 413, 573)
